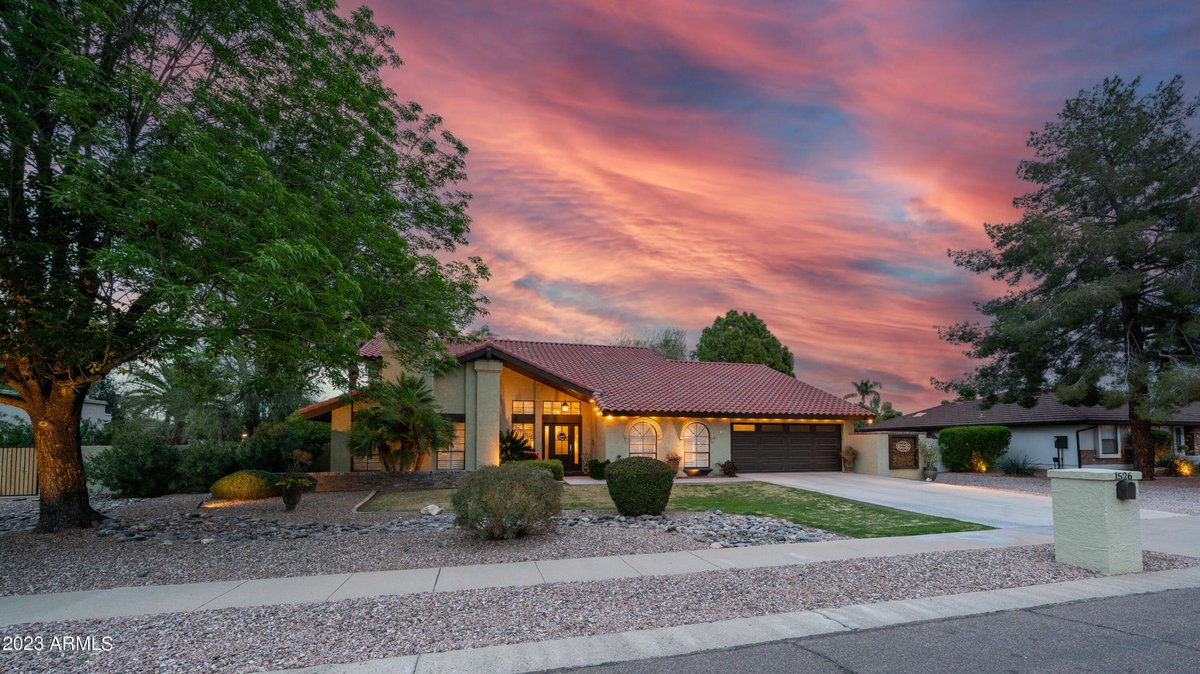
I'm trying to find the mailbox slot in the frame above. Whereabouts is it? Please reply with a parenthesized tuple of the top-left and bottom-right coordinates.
(1115, 479, 1137, 500)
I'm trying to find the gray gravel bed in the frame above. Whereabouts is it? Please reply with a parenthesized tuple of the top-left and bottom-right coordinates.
(937, 472, 1200, 515)
(7, 546, 1196, 674)
(0, 493, 842, 596)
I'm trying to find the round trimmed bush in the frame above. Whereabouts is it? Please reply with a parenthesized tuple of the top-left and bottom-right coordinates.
(210, 469, 281, 501)
(937, 425, 1011, 472)
(452, 462, 562, 540)
(605, 457, 674, 516)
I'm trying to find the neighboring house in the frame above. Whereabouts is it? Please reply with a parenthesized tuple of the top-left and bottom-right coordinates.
(299, 337, 870, 474)
(867, 393, 1200, 470)
(0, 391, 112, 428)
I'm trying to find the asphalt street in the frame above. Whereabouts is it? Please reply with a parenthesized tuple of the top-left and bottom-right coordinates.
(559, 588, 1200, 674)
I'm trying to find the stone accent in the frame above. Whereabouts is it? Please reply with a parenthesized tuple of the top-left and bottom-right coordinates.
(1078, 450, 1128, 466)
(1049, 468, 1142, 574)
(308, 471, 466, 493)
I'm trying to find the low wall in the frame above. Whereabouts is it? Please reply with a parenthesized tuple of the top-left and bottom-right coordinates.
(307, 470, 467, 492)
(848, 433, 922, 480)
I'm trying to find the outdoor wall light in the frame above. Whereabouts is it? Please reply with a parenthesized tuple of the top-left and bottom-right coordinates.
(560, 401, 569, 413)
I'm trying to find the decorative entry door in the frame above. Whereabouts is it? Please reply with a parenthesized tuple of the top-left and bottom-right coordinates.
(544, 423, 581, 472)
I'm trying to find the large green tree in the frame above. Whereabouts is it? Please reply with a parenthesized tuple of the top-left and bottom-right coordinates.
(693, 310, 795, 375)
(939, 76, 1200, 478)
(0, 0, 486, 531)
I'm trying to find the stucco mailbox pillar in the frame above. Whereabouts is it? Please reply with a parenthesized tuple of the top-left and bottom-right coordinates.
(1048, 468, 1142, 574)
(473, 360, 503, 468)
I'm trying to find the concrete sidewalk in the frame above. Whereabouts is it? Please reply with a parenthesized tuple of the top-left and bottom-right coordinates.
(262, 566, 1200, 674)
(0, 527, 1050, 627)
(745, 472, 1183, 529)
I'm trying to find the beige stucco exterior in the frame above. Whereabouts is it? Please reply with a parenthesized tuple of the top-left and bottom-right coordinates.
(325, 354, 857, 473)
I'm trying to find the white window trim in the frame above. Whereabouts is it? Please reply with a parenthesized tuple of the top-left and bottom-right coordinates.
(1096, 425, 1122, 458)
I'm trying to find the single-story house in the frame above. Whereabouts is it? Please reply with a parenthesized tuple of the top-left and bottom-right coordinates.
(866, 393, 1200, 470)
(299, 337, 870, 474)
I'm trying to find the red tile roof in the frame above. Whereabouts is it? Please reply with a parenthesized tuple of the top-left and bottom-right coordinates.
(450, 339, 867, 417)
(359, 334, 385, 359)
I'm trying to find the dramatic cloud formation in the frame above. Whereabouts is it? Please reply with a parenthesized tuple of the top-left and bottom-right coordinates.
(368, 0, 1199, 411)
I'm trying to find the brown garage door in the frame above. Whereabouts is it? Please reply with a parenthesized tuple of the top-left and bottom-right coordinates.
(731, 423, 841, 472)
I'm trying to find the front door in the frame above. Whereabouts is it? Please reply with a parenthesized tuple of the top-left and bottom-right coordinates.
(544, 423, 581, 473)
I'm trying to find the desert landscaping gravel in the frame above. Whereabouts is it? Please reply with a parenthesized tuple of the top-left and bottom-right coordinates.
(0, 492, 836, 596)
(937, 472, 1200, 515)
(6, 545, 1196, 674)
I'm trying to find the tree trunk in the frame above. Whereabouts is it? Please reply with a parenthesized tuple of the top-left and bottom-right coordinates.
(1128, 393, 1156, 481)
(31, 387, 104, 532)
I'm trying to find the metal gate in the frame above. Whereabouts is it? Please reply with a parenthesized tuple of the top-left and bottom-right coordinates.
(1, 447, 37, 496)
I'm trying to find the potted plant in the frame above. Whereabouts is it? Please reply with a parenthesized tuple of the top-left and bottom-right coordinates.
(919, 438, 940, 481)
(277, 449, 313, 511)
(839, 445, 857, 472)
(665, 451, 683, 476)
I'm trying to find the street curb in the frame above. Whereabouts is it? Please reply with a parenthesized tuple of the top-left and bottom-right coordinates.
(262, 566, 1200, 674)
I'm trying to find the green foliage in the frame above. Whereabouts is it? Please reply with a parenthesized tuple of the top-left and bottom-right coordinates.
(210, 470, 282, 501)
(693, 311, 794, 376)
(84, 428, 180, 498)
(499, 429, 532, 463)
(997, 455, 1038, 477)
(0, 417, 34, 447)
(718, 460, 739, 477)
(605, 457, 675, 516)
(937, 76, 1200, 477)
(520, 459, 564, 480)
(172, 442, 242, 493)
(0, 0, 487, 528)
(937, 426, 1011, 472)
(240, 416, 328, 472)
(586, 458, 611, 480)
(845, 380, 881, 410)
(350, 375, 454, 472)
(451, 463, 562, 540)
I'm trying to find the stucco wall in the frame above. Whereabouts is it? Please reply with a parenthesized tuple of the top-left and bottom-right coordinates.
(597, 416, 729, 469)
(848, 433, 922, 480)
(0, 399, 111, 425)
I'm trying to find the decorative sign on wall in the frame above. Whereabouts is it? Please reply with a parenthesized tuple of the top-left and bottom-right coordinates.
(889, 435, 919, 469)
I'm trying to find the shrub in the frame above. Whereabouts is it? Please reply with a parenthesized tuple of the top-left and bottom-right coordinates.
(452, 462, 562, 540)
(0, 417, 34, 447)
(84, 427, 180, 497)
(239, 416, 329, 472)
(210, 469, 281, 500)
(937, 426, 1011, 472)
(172, 442, 242, 493)
(520, 458, 564, 480)
(586, 458, 611, 481)
(1169, 457, 1195, 477)
(998, 455, 1037, 476)
(718, 459, 738, 477)
(80, 419, 114, 445)
(499, 430, 532, 463)
(605, 457, 674, 516)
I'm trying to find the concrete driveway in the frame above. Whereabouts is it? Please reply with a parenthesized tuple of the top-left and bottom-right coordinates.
(744, 472, 1181, 530)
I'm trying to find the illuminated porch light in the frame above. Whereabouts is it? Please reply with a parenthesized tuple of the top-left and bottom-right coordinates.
(560, 401, 570, 413)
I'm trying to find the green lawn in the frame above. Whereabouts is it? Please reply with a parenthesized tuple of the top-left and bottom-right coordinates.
(360, 480, 989, 539)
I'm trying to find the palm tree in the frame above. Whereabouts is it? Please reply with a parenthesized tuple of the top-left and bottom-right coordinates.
(349, 375, 455, 472)
(845, 379, 882, 413)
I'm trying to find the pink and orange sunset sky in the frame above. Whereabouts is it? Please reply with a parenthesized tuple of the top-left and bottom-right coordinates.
(369, 0, 1199, 412)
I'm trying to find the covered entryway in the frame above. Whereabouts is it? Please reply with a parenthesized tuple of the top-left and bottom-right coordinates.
(731, 423, 841, 472)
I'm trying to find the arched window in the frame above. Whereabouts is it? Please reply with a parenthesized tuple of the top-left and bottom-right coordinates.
(682, 422, 710, 468)
(628, 421, 658, 458)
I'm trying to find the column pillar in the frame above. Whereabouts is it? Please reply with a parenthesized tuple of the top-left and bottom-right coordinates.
(1049, 468, 1143, 574)
(473, 360, 504, 468)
